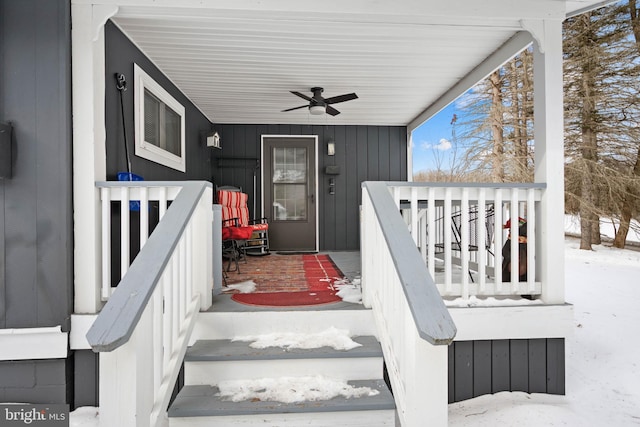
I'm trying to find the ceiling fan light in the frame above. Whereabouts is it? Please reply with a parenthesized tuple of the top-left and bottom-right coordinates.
(309, 105, 325, 115)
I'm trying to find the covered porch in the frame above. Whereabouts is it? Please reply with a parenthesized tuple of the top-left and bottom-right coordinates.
(66, 0, 597, 426)
(77, 176, 571, 426)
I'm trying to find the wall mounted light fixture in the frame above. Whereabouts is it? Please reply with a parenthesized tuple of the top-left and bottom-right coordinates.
(207, 131, 221, 149)
(327, 139, 335, 156)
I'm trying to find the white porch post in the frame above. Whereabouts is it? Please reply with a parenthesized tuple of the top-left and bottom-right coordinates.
(71, 4, 117, 313)
(529, 19, 565, 304)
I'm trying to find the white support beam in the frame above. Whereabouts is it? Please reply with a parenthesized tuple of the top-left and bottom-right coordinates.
(532, 19, 565, 304)
(72, 4, 117, 313)
(408, 31, 533, 132)
(566, 0, 618, 18)
(72, 0, 566, 22)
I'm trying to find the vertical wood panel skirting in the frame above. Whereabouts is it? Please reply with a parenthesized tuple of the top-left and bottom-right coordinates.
(448, 338, 565, 403)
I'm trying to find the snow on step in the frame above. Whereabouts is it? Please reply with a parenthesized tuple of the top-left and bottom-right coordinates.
(191, 309, 376, 342)
(168, 379, 395, 427)
(184, 336, 383, 385)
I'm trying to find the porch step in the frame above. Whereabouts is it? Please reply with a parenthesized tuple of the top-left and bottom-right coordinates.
(168, 380, 396, 427)
(169, 308, 395, 426)
(184, 336, 383, 384)
(191, 307, 377, 341)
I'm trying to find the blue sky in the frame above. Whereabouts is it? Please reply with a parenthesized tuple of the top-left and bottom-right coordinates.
(411, 103, 460, 175)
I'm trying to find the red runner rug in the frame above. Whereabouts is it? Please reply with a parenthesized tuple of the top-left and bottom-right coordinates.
(230, 254, 343, 307)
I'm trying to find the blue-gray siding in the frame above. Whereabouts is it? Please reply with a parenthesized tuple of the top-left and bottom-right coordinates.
(0, 0, 72, 404)
(104, 22, 215, 284)
(104, 21, 213, 181)
(448, 338, 565, 403)
(213, 124, 407, 250)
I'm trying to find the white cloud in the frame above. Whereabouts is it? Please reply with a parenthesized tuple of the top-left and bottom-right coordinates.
(435, 138, 452, 150)
(422, 138, 452, 151)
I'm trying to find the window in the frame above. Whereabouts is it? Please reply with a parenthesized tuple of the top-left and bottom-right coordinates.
(272, 147, 307, 220)
(134, 64, 186, 172)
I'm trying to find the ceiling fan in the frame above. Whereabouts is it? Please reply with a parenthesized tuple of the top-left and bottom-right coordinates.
(282, 87, 358, 116)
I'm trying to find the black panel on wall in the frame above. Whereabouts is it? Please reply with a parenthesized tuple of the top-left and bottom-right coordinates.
(0, 0, 72, 331)
(211, 124, 407, 251)
(0, 0, 72, 406)
(448, 338, 566, 403)
(104, 21, 212, 181)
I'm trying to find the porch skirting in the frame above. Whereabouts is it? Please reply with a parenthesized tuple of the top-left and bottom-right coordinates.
(448, 338, 565, 402)
(0, 358, 72, 405)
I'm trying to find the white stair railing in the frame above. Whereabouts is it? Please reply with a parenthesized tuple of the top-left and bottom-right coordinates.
(98, 183, 183, 300)
(361, 182, 456, 427)
(392, 182, 544, 299)
(87, 181, 214, 427)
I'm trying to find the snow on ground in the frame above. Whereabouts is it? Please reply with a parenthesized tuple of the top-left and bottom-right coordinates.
(69, 407, 99, 427)
(449, 237, 640, 426)
(565, 214, 640, 243)
(233, 326, 362, 351)
(70, 236, 640, 425)
(444, 295, 543, 308)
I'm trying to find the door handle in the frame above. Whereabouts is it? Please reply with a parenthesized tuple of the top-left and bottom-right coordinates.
(310, 193, 315, 204)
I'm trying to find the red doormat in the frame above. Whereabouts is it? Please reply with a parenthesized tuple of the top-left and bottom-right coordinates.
(230, 254, 343, 307)
(231, 290, 341, 307)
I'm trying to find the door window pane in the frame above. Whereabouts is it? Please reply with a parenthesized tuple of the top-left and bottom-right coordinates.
(273, 147, 306, 183)
(272, 147, 307, 220)
(273, 184, 306, 220)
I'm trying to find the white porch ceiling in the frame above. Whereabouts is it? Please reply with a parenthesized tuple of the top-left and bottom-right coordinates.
(106, 0, 611, 128)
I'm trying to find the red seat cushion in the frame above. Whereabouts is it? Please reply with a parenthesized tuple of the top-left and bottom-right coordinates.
(222, 226, 254, 241)
(249, 223, 268, 231)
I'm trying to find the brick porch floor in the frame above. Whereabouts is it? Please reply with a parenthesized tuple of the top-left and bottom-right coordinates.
(223, 253, 344, 293)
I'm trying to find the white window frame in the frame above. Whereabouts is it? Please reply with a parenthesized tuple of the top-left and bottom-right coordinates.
(134, 63, 186, 172)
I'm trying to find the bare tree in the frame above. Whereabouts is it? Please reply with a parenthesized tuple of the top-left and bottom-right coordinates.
(613, 0, 640, 248)
(417, 2, 640, 252)
(563, 3, 638, 249)
(490, 70, 506, 182)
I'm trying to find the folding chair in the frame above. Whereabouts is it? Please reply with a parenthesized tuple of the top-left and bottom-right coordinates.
(449, 205, 496, 282)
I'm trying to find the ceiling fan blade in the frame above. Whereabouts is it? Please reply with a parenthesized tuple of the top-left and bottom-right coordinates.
(290, 91, 313, 102)
(326, 105, 341, 116)
(324, 93, 358, 105)
(282, 105, 309, 112)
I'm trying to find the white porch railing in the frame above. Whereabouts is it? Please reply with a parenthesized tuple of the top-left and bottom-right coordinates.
(87, 181, 214, 427)
(361, 182, 457, 427)
(391, 182, 545, 299)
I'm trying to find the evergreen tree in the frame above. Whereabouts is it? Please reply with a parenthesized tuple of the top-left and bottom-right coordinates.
(613, 0, 640, 248)
(564, 2, 640, 249)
